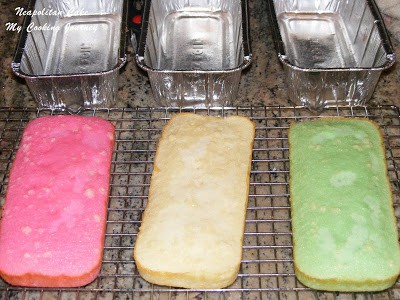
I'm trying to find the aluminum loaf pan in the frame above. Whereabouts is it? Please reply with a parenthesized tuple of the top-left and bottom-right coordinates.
(12, 0, 127, 113)
(136, 0, 252, 108)
(266, 0, 395, 111)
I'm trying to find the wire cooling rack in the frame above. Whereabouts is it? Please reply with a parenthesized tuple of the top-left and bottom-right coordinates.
(0, 105, 399, 300)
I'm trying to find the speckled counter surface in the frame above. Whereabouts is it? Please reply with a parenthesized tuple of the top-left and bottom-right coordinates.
(1, 0, 399, 108)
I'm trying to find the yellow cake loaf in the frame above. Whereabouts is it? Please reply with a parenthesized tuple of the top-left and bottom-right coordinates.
(134, 113, 255, 289)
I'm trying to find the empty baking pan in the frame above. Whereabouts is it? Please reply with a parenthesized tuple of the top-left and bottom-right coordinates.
(266, 0, 395, 111)
(136, 0, 252, 107)
(12, 0, 127, 113)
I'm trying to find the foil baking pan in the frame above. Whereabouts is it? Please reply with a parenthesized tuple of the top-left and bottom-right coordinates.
(266, 0, 395, 111)
(136, 0, 252, 107)
(11, 0, 127, 113)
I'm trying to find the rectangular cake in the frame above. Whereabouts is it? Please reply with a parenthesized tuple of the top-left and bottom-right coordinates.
(0, 115, 115, 287)
(289, 118, 400, 292)
(133, 113, 255, 289)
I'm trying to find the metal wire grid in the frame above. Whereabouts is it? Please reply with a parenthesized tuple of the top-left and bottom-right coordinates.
(0, 105, 399, 300)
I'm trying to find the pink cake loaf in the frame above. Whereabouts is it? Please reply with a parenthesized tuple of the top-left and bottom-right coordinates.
(0, 115, 115, 287)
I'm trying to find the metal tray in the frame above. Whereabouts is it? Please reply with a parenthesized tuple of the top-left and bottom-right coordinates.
(11, 0, 128, 113)
(135, 0, 252, 107)
(266, 0, 396, 111)
(0, 106, 399, 299)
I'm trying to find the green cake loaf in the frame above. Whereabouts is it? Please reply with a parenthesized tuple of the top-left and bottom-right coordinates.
(289, 118, 400, 292)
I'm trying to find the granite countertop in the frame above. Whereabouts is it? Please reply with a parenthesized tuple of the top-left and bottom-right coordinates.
(0, 0, 399, 109)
